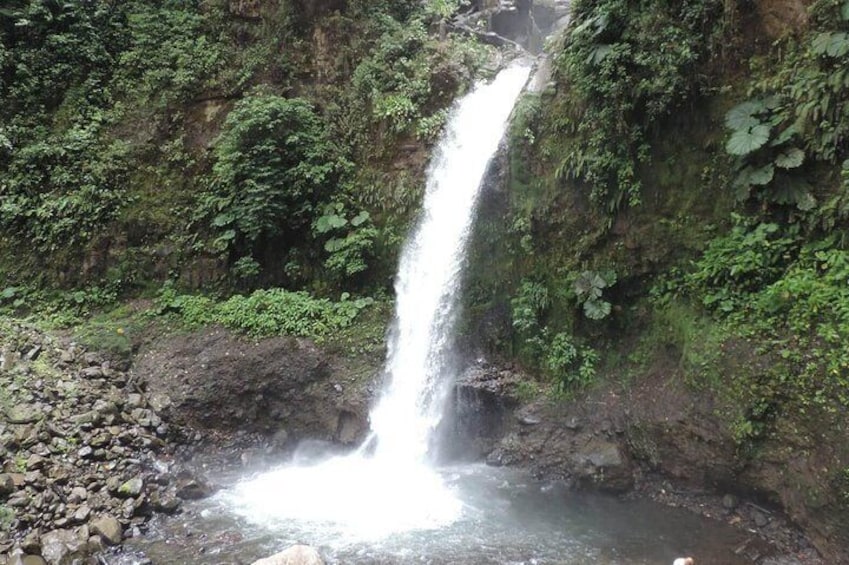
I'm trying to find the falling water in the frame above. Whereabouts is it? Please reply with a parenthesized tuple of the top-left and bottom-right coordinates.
(368, 60, 532, 463)
(225, 61, 532, 541)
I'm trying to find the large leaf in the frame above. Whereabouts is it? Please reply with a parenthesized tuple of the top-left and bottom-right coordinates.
(726, 124, 771, 156)
(774, 147, 805, 169)
(842, 1, 849, 21)
(350, 210, 370, 227)
(725, 100, 766, 131)
(583, 299, 611, 320)
(812, 32, 849, 57)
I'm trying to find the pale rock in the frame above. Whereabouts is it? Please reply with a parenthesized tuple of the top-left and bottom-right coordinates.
(251, 545, 324, 565)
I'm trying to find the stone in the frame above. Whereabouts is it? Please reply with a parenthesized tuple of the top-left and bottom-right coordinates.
(0, 473, 14, 496)
(77, 446, 93, 459)
(118, 477, 143, 498)
(175, 476, 213, 500)
(24, 346, 42, 362)
(21, 529, 41, 553)
(89, 514, 123, 546)
(722, 494, 739, 510)
(40, 529, 87, 565)
(72, 505, 91, 523)
(753, 510, 770, 527)
(251, 545, 324, 565)
(21, 556, 47, 565)
(5, 405, 39, 425)
(569, 439, 632, 493)
(25, 454, 46, 471)
(147, 393, 172, 414)
(125, 394, 144, 409)
(518, 414, 541, 426)
(80, 367, 103, 379)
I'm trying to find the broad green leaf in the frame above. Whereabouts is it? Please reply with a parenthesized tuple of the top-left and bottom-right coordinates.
(812, 32, 832, 55)
(827, 32, 849, 57)
(726, 124, 771, 155)
(842, 1, 849, 21)
(350, 210, 370, 227)
(724, 100, 766, 131)
(774, 147, 805, 169)
(587, 44, 614, 64)
(324, 237, 346, 252)
(583, 299, 611, 320)
(813, 32, 849, 57)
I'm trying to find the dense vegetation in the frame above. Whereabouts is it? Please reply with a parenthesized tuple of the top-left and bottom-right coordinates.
(460, 2, 849, 541)
(0, 0, 487, 315)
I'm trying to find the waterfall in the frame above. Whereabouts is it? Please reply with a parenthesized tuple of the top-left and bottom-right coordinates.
(226, 60, 532, 541)
(368, 60, 532, 464)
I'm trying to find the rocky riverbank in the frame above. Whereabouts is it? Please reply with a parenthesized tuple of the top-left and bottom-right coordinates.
(0, 320, 214, 564)
(0, 319, 836, 564)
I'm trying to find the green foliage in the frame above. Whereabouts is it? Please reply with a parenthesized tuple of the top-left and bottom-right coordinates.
(313, 204, 379, 283)
(510, 280, 550, 334)
(573, 270, 616, 319)
(547, 0, 726, 213)
(725, 1, 849, 214)
(343, 14, 487, 151)
(545, 331, 599, 391)
(114, 4, 224, 111)
(723, 97, 814, 209)
(202, 93, 346, 253)
(155, 284, 373, 339)
(0, 505, 14, 529)
(660, 216, 849, 424)
(684, 215, 801, 312)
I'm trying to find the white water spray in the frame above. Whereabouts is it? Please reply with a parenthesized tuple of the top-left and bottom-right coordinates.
(225, 61, 531, 541)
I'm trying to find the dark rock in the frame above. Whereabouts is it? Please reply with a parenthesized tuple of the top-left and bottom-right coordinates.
(24, 346, 42, 362)
(753, 510, 770, 527)
(0, 473, 14, 496)
(24, 455, 46, 471)
(569, 439, 632, 493)
(175, 477, 213, 500)
(722, 494, 739, 510)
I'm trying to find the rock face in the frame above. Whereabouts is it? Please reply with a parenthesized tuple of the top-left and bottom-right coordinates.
(251, 545, 324, 565)
(132, 328, 373, 444)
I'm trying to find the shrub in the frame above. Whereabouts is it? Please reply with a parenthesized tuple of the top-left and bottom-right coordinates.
(201, 93, 347, 254)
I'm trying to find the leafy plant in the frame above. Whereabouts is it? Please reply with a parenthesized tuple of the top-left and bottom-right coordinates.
(201, 93, 347, 254)
(313, 204, 379, 282)
(548, 0, 726, 214)
(573, 270, 617, 320)
(723, 98, 814, 209)
(545, 331, 599, 391)
(155, 284, 373, 340)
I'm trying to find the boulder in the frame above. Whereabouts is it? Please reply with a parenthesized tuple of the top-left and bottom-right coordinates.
(39, 529, 87, 565)
(251, 545, 324, 565)
(0, 474, 14, 496)
(568, 438, 633, 493)
(118, 477, 143, 498)
(89, 514, 123, 546)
